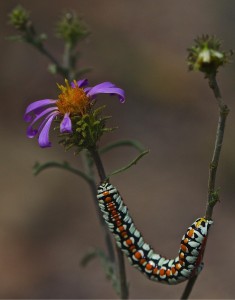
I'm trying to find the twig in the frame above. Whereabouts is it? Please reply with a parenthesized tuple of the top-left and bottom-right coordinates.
(206, 75, 229, 219)
(36, 43, 68, 77)
(82, 151, 115, 263)
(181, 75, 229, 299)
(89, 147, 129, 299)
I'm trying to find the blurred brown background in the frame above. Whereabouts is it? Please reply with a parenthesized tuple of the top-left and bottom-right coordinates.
(1, 0, 235, 298)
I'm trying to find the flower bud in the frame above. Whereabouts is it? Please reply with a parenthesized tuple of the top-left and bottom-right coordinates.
(9, 5, 30, 31)
(56, 12, 89, 46)
(187, 35, 232, 76)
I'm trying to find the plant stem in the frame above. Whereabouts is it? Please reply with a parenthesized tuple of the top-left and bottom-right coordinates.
(180, 75, 229, 299)
(63, 42, 76, 81)
(64, 38, 123, 297)
(89, 147, 129, 299)
(22, 25, 68, 78)
(82, 151, 115, 263)
(206, 75, 229, 219)
(36, 43, 67, 77)
(180, 275, 198, 300)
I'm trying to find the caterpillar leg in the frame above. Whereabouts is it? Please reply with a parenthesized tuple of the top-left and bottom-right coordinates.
(97, 182, 213, 285)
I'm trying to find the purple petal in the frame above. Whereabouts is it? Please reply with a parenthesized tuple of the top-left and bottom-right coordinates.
(24, 99, 57, 122)
(71, 79, 88, 89)
(77, 79, 89, 88)
(84, 87, 92, 93)
(84, 82, 116, 97)
(109, 88, 125, 103)
(38, 112, 59, 148)
(60, 113, 72, 133)
(26, 107, 59, 138)
(88, 82, 116, 92)
(87, 83, 125, 103)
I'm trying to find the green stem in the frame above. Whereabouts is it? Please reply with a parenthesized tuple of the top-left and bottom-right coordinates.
(63, 42, 76, 81)
(180, 276, 198, 300)
(206, 75, 229, 219)
(181, 75, 229, 300)
(36, 43, 67, 77)
(63, 39, 119, 291)
(82, 151, 115, 263)
(89, 148, 107, 182)
(19, 22, 67, 77)
(89, 147, 129, 300)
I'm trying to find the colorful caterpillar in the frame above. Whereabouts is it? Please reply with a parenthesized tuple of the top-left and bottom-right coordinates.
(97, 182, 213, 285)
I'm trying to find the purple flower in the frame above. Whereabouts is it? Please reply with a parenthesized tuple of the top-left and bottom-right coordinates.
(24, 79, 125, 148)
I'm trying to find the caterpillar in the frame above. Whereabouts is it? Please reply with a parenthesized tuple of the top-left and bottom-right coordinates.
(97, 182, 213, 285)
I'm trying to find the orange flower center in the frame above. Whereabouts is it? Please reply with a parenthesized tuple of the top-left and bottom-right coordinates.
(56, 80, 90, 115)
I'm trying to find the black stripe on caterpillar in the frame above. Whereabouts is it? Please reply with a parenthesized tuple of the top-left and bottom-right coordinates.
(97, 182, 213, 285)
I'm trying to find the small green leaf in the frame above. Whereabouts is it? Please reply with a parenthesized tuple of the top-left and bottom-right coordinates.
(33, 161, 92, 183)
(100, 139, 146, 154)
(107, 149, 149, 179)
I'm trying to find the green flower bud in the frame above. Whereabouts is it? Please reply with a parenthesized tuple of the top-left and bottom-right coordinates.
(56, 12, 89, 47)
(187, 35, 233, 76)
(59, 106, 114, 153)
(9, 5, 30, 31)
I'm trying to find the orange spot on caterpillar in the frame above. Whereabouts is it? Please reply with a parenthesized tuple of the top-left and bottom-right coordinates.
(166, 269, 172, 277)
(118, 226, 125, 232)
(134, 252, 142, 259)
(159, 268, 165, 276)
(145, 263, 153, 270)
(171, 267, 176, 274)
(113, 215, 120, 221)
(187, 229, 194, 238)
(103, 191, 109, 196)
(129, 245, 136, 252)
(181, 244, 188, 252)
(184, 238, 189, 244)
(153, 268, 158, 274)
(176, 263, 181, 270)
(180, 252, 184, 259)
(111, 213, 120, 220)
(126, 239, 132, 246)
(140, 258, 146, 265)
(121, 231, 128, 238)
(105, 197, 112, 202)
(116, 220, 122, 226)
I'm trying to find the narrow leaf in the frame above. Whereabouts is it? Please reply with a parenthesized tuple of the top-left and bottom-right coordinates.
(106, 149, 149, 179)
(33, 161, 93, 183)
(100, 139, 146, 154)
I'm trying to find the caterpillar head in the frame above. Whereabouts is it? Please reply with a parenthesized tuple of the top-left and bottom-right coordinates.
(194, 217, 213, 236)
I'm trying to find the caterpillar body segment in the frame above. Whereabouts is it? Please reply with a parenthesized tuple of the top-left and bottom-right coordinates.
(97, 182, 213, 285)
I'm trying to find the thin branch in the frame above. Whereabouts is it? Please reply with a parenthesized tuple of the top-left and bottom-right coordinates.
(89, 147, 129, 300)
(181, 275, 197, 300)
(181, 75, 229, 299)
(82, 151, 115, 263)
(206, 75, 229, 219)
(115, 243, 129, 299)
(63, 42, 76, 81)
(36, 43, 67, 77)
